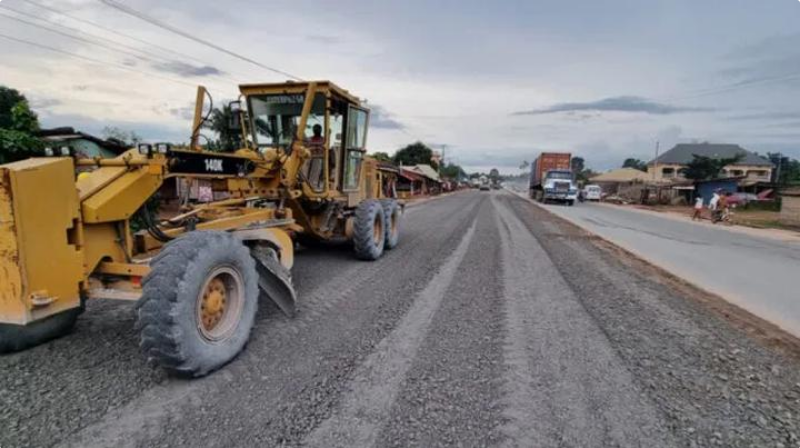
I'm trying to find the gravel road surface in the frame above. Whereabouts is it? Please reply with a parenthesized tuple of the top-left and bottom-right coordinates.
(2, 190, 800, 448)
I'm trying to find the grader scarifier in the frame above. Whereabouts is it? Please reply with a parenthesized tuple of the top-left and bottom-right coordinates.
(0, 81, 402, 377)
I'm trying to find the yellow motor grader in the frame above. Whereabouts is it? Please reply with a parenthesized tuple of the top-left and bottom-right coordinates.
(0, 81, 402, 377)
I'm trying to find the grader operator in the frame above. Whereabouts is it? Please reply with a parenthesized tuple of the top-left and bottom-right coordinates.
(0, 81, 402, 377)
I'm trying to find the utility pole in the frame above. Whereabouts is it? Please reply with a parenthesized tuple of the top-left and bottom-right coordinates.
(652, 140, 660, 181)
(440, 144, 446, 177)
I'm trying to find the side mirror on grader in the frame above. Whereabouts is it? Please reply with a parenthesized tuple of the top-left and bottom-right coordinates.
(0, 81, 402, 377)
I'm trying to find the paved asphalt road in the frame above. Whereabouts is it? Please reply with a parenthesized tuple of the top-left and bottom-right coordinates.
(533, 199, 800, 337)
(3, 190, 800, 448)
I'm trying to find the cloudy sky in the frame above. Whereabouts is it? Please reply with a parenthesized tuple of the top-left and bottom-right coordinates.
(1, 0, 799, 173)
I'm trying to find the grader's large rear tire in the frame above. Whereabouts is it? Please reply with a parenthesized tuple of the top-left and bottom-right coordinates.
(136, 231, 258, 377)
(353, 199, 385, 261)
(380, 199, 401, 250)
(0, 307, 82, 353)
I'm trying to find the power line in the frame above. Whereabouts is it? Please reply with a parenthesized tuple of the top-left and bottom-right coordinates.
(97, 0, 304, 81)
(0, 32, 235, 97)
(667, 73, 800, 101)
(0, 8, 156, 64)
(17, 0, 217, 71)
(0, 2, 250, 86)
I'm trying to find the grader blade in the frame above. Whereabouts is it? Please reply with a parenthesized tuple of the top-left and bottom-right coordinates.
(251, 247, 297, 317)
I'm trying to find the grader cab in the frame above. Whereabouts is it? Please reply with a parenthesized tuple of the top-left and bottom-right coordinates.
(0, 81, 401, 377)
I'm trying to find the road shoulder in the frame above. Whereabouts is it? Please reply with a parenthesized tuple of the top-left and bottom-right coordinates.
(505, 188, 800, 361)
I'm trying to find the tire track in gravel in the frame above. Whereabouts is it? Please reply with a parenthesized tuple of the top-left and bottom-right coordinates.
(301, 219, 477, 448)
(501, 191, 800, 448)
(63, 192, 487, 448)
(374, 195, 507, 448)
(493, 195, 676, 448)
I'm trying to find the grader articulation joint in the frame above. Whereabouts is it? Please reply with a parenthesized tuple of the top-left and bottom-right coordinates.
(0, 81, 401, 377)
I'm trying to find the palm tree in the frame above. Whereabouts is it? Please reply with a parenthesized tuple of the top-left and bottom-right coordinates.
(205, 105, 242, 152)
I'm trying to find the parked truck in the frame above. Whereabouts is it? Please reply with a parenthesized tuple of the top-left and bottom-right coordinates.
(529, 152, 578, 206)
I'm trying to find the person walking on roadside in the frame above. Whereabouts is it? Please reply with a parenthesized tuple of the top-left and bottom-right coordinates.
(709, 190, 721, 223)
(692, 195, 704, 221)
(720, 191, 732, 223)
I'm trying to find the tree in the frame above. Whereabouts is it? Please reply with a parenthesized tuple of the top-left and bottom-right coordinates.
(622, 158, 648, 172)
(768, 153, 800, 185)
(571, 157, 585, 174)
(519, 160, 530, 171)
(102, 126, 142, 147)
(0, 86, 44, 164)
(683, 154, 743, 181)
(205, 104, 242, 152)
(440, 162, 465, 179)
(370, 151, 393, 163)
(0, 87, 26, 129)
(393, 141, 434, 167)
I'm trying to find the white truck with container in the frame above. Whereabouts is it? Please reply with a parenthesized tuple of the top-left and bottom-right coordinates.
(529, 152, 579, 206)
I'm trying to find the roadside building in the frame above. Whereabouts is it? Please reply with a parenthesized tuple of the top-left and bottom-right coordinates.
(647, 143, 773, 183)
(590, 168, 650, 195)
(780, 187, 800, 228)
(397, 164, 442, 198)
(37, 127, 129, 158)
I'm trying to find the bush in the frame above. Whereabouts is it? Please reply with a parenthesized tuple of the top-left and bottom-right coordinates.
(0, 129, 44, 164)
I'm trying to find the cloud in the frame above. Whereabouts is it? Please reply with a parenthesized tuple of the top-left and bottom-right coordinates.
(729, 111, 800, 121)
(512, 96, 712, 116)
(28, 97, 62, 110)
(151, 61, 225, 77)
(369, 104, 405, 130)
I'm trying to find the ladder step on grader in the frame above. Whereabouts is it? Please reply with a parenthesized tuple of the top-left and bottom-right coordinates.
(0, 81, 402, 377)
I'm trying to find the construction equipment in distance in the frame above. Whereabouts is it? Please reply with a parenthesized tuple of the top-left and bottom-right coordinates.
(0, 81, 402, 377)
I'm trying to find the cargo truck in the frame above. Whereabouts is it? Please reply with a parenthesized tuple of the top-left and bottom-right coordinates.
(529, 152, 578, 206)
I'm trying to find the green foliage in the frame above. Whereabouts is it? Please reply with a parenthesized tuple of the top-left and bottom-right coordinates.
(441, 162, 466, 179)
(519, 160, 529, 171)
(0, 86, 43, 164)
(10, 102, 39, 133)
(768, 153, 800, 185)
(570, 157, 585, 174)
(370, 151, 393, 163)
(0, 86, 26, 129)
(622, 158, 648, 171)
(0, 129, 45, 164)
(393, 141, 434, 167)
(102, 126, 142, 147)
(205, 104, 242, 152)
(683, 154, 743, 181)
(570, 156, 595, 182)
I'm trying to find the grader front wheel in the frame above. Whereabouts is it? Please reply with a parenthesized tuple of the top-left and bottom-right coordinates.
(136, 231, 259, 377)
(353, 199, 386, 261)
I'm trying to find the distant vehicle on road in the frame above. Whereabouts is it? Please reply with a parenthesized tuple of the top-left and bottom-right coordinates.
(529, 152, 578, 206)
(583, 184, 602, 201)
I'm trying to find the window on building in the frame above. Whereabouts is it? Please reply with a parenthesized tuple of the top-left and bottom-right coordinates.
(662, 167, 675, 178)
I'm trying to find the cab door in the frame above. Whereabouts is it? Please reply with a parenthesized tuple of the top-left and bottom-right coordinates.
(342, 105, 369, 205)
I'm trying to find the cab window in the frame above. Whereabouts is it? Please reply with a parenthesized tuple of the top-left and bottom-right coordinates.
(343, 106, 369, 190)
(249, 93, 325, 148)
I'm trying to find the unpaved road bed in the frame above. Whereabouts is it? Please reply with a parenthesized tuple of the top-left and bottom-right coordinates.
(2, 190, 799, 448)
